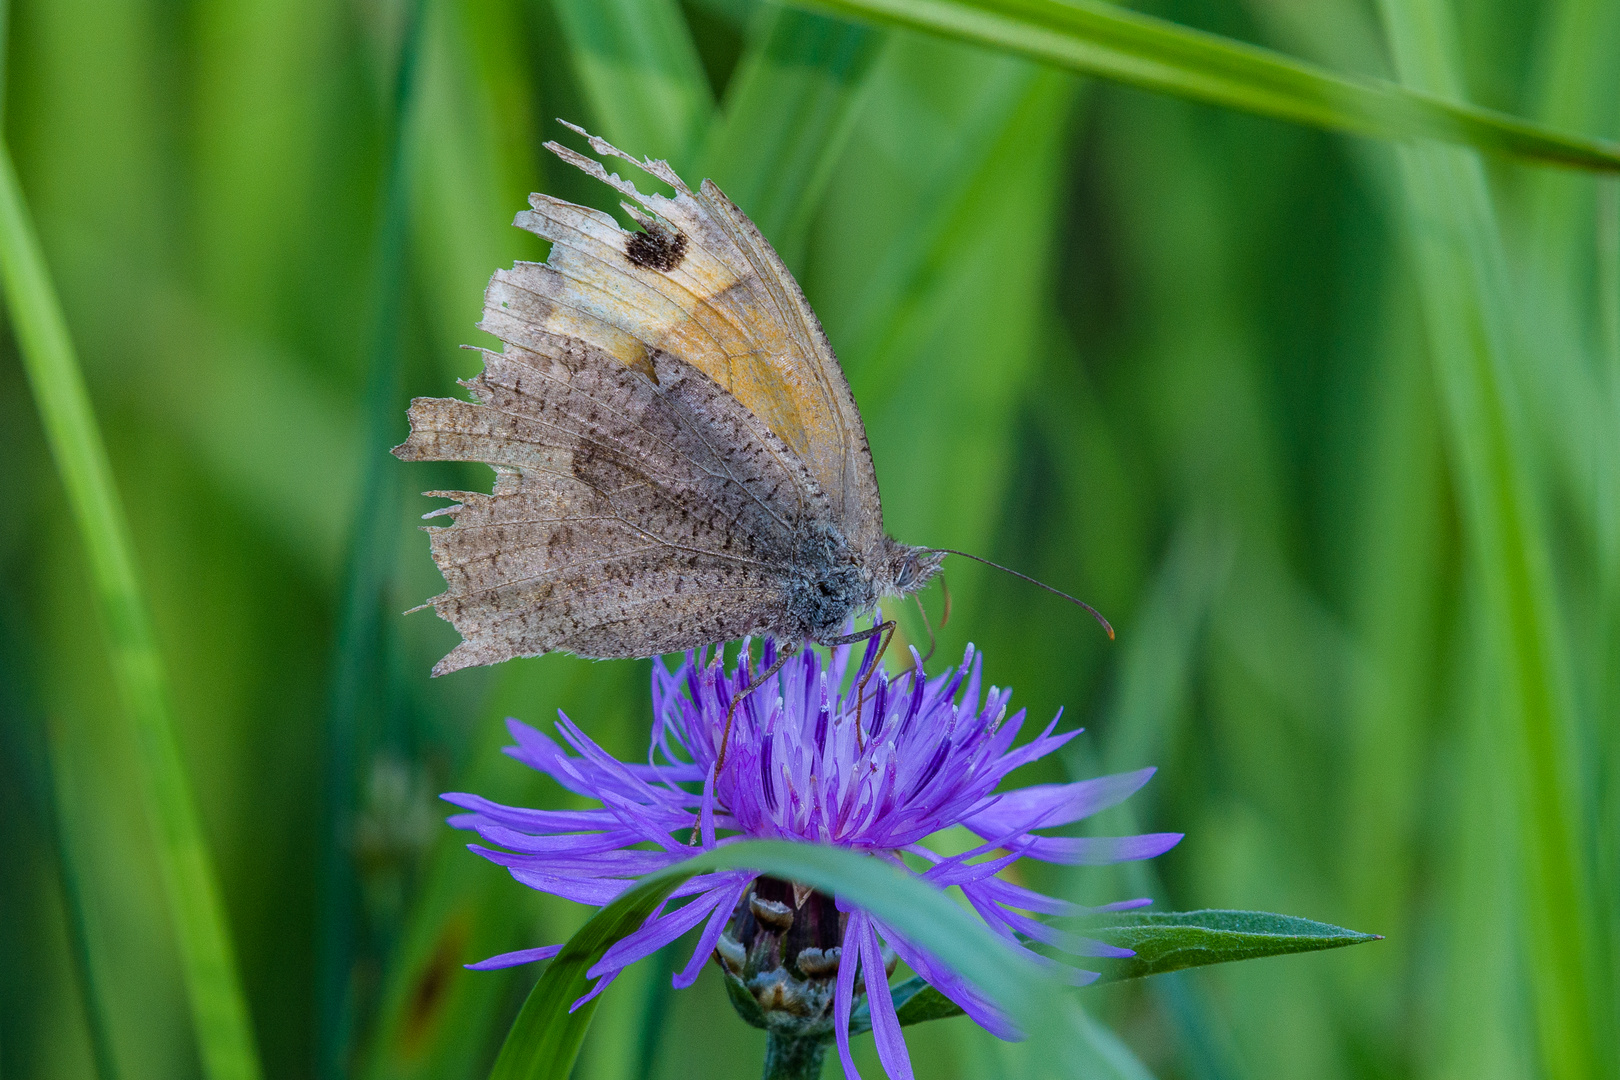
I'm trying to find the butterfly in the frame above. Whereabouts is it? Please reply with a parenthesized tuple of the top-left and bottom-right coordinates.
(394, 123, 947, 682)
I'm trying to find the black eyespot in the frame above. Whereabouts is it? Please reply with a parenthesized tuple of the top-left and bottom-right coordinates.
(625, 224, 687, 271)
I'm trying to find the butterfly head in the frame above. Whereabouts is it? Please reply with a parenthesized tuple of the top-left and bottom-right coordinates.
(886, 542, 945, 598)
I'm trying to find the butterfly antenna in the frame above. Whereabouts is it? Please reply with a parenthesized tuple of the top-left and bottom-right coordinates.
(924, 549, 1114, 640)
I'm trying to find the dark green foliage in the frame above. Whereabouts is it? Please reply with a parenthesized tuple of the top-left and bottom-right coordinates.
(1085, 910, 1380, 983)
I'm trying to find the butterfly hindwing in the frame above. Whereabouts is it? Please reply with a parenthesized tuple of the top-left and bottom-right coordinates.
(395, 333, 825, 672)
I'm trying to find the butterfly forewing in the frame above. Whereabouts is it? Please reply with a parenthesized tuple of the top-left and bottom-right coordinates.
(528, 127, 884, 555)
(396, 336, 821, 672)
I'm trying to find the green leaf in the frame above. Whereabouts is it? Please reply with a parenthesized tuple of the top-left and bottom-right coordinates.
(1085, 909, 1380, 983)
(721, 969, 769, 1030)
(852, 910, 1379, 1034)
(485, 865, 676, 1080)
(878, 977, 964, 1030)
(847, 974, 964, 1034)
(486, 840, 1053, 1080)
(0, 140, 264, 1080)
(790, 0, 1620, 172)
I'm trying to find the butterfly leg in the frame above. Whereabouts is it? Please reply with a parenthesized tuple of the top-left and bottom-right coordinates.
(820, 619, 897, 752)
(715, 641, 801, 772)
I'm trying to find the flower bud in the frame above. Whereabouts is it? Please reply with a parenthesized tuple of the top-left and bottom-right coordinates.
(716, 876, 856, 1038)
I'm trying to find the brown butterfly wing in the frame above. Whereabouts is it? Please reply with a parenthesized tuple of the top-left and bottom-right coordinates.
(394, 333, 827, 674)
(506, 125, 885, 558)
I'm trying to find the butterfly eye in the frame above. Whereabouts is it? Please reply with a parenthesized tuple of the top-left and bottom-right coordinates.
(895, 555, 919, 589)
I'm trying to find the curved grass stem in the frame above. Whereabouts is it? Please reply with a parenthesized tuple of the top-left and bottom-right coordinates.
(0, 143, 263, 1080)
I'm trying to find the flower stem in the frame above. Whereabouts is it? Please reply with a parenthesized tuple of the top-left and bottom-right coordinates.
(762, 1032, 829, 1080)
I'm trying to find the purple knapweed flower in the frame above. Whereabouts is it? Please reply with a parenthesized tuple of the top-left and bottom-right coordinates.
(447, 639, 1181, 1079)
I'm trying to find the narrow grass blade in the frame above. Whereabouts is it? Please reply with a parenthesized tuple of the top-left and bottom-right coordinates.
(834, 57, 1048, 382)
(1505, 0, 1620, 635)
(1374, 1, 1604, 1077)
(792, 0, 1620, 172)
(818, 54, 1080, 624)
(0, 586, 120, 1080)
(551, 0, 714, 166)
(40, 714, 124, 1080)
(319, 0, 430, 1074)
(1519, 7, 1620, 1046)
(0, 143, 263, 1080)
(698, 5, 887, 260)
(0, 0, 9, 118)
(487, 840, 1053, 1080)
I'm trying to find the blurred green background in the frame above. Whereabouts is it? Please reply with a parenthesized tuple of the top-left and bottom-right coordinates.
(2, 0, 1616, 1078)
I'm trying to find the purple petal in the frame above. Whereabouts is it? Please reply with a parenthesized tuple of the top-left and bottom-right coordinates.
(668, 869, 754, 897)
(990, 904, 1135, 958)
(442, 792, 614, 832)
(990, 715, 1076, 774)
(463, 944, 562, 970)
(506, 868, 627, 905)
(972, 878, 1150, 916)
(618, 759, 705, 783)
(872, 921, 1021, 1042)
(961, 889, 1030, 950)
(595, 790, 696, 846)
(673, 876, 751, 988)
(1026, 951, 1102, 987)
(972, 878, 1087, 917)
(1088, 897, 1155, 913)
(698, 765, 718, 849)
(553, 715, 671, 803)
(589, 888, 727, 979)
(964, 768, 1156, 835)
(1011, 832, 1183, 865)
(860, 919, 914, 1080)
(922, 848, 1023, 887)
(568, 969, 619, 1013)
(503, 720, 598, 795)
(834, 912, 865, 1080)
(488, 847, 684, 876)
(468, 821, 643, 856)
